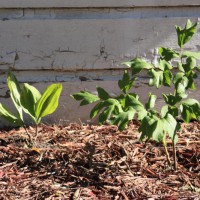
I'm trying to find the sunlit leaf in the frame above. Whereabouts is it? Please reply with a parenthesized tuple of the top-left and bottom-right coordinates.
(149, 69, 163, 88)
(175, 19, 198, 48)
(20, 83, 41, 121)
(0, 103, 23, 126)
(111, 107, 136, 131)
(35, 84, 62, 123)
(7, 71, 23, 121)
(145, 93, 157, 110)
(123, 58, 153, 75)
(118, 70, 136, 94)
(159, 47, 179, 61)
(72, 91, 99, 106)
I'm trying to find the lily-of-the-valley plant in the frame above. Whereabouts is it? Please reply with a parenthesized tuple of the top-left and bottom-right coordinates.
(0, 71, 62, 145)
(72, 20, 200, 170)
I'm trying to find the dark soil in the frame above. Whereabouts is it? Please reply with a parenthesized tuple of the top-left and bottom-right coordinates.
(0, 121, 199, 200)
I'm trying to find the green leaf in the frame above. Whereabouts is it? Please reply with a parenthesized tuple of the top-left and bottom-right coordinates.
(163, 94, 182, 106)
(182, 57, 196, 72)
(125, 94, 147, 120)
(149, 69, 163, 88)
(163, 70, 173, 86)
(180, 99, 200, 123)
(111, 107, 136, 131)
(139, 114, 159, 141)
(0, 103, 23, 126)
(118, 70, 136, 94)
(159, 47, 179, 61)
(140, 114, 178, 144)
(145, 93, 157, 110)
(96, 87, 110, 100)
(123, 58, 153, 75)
(7, 71, 23, 121)
(71, 91, 100, 106)
(173, 72, 185, 86)
(173, 75, 188, 98)
(175, 19, 198, 48)
(98, 99, 123, 124)
(158, 59, 173, 71)
(177, 63, 185, 72)
(20, 83, 41, 120)
(35, 84, 62, 123)
(161, 105, 179, 118)
(177, 80, 188, 99)
(163, 114, 179, 144)
(90, 102, 104, 119)
(182, 51, 200, 60)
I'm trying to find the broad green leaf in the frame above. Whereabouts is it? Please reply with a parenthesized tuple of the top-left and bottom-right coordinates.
(176, 81, 188, 99)
(0, 103, 23, 126)
(162, 94, 182, 106)
(158, 59, 173, 71)
(7, 71, 23, 121)
(123, 58, 153, 75)
(183, 98, 199, 105)
(98, 99, 123, 124)
(186, 71, 197, 90)
(180, 99, 200, 123)
(197, 66, 200, 72)
(145, 93, 157, 110)
(111, 107, 136, 131)
(90, 102, 104, 119)
(35, 84, 62, 122)
(177, 63, 185, 72)
(173, 75, 188, 98)
(71, 91, 100, 106)
(139, 114, 159, 141)
(182, 51, 200, 60)
(182, 57, 196, 72)
(175, 19, 198, 48)
(97, 87, 110, 100)
(20, 83, 41, 120)
(161, 105, 179, 118)
(163, 70, 173, 86)
(163, 114, 179, 144)
(173, 72, 185, 86)
(116, 94, 126, 108)
(118, 70, 136, 94)
(140, 114, 178, 144)
(125, 94, 147, 120)
(149, 69, 163, 88)
(159, 47, 179, 61)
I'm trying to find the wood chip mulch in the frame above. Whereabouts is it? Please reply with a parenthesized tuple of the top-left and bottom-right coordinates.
(0, 121, 199, 200)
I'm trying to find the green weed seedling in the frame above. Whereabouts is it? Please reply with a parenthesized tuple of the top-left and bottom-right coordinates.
(72, 19, 200, 170)
(0, 71, 62, 146)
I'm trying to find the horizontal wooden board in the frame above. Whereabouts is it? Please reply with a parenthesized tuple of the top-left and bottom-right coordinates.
(0, 0, 200, 8)
(0, 18, 199, 71)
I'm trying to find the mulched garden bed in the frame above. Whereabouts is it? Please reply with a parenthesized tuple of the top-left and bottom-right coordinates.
(0, 121, 199, 200)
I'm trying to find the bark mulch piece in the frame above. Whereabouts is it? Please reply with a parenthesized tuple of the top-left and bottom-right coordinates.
(0, 121, 199, 200)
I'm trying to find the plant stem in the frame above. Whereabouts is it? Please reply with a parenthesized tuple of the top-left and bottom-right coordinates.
(164, 144, 171, 165)
(163, 135, 171, 165)
(35, 124, 38, 141)
(172, 141, 177, 171)
(23, 126, 33, 145)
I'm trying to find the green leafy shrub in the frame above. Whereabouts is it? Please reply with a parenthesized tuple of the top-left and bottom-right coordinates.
(0, 71, 62, 145)
(72, 20, 200, 170)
